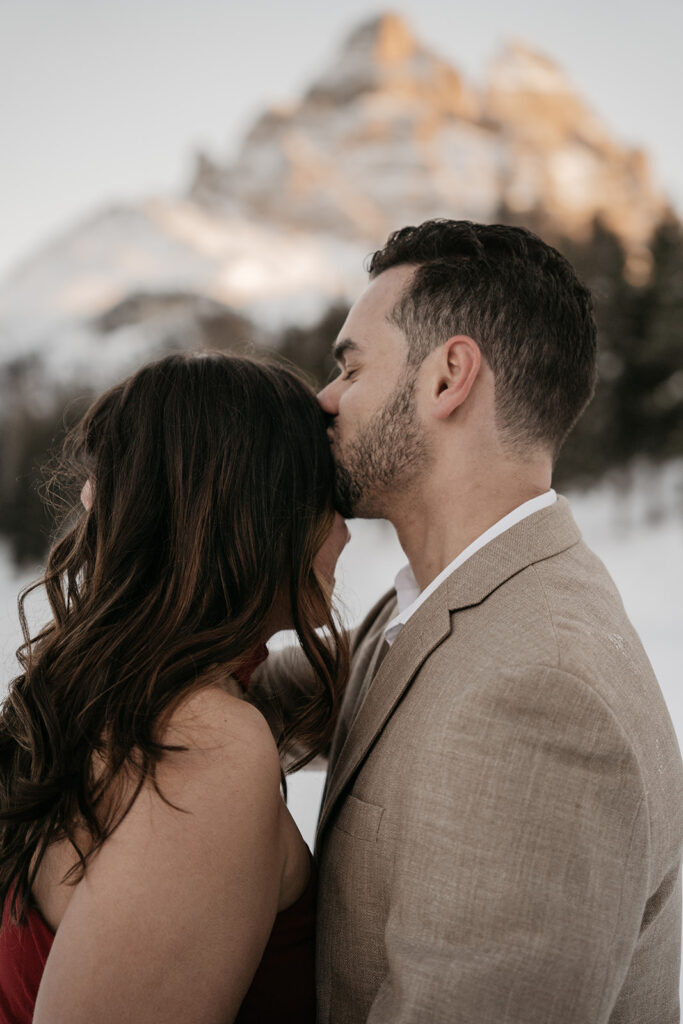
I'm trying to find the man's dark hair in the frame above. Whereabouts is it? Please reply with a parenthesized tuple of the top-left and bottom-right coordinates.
(368, 219, 597, 457)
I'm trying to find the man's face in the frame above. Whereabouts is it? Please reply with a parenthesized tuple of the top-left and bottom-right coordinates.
(318, 265, 430, 518)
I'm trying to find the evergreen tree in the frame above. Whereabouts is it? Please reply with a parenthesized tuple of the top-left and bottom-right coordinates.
(554, 220, 639, 485)
(275, 304, 349, 389)
(636, 214, 683, 460)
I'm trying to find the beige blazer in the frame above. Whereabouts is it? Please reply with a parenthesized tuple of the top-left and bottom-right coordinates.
(255, 497, 683, 1023)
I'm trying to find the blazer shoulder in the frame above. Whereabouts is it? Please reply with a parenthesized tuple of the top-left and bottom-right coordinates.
(504, 543, 683, 866)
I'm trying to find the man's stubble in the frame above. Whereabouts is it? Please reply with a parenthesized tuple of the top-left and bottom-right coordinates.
(331, 371, 431, 519)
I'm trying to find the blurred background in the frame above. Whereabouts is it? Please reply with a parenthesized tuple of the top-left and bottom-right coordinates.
(1, 0, 682, 895)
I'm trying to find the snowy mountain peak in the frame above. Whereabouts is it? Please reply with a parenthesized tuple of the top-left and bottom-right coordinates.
(303, 9, 475, 118)
(342, 12, 418, 65)
(191, 15, 664, 259)
(0, 13, 674, 394)
(488, 41, 576, 97)
(485, 41, 611, 153)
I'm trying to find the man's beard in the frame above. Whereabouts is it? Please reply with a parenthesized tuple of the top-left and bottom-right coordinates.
(331, 371, 430, 519)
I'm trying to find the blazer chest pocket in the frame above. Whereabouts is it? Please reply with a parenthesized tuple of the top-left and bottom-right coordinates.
(333, 794, 384, 842)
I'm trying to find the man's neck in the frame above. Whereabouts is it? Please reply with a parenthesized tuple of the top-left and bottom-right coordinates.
(390, 473, 553, 592)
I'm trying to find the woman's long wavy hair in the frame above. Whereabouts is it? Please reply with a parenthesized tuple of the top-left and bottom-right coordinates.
(0, 352, 348, 922)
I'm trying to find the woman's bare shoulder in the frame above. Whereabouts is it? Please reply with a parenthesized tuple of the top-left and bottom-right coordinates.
(34, 685, 287, 1024)
(158, 683, 282, 795)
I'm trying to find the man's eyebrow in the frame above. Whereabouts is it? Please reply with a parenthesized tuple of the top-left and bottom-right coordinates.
(332, 338, 359, 364)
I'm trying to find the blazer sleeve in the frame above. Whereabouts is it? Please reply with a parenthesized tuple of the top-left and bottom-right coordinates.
(367, 664, 650, 1024)
(248, 589, 397, 761)
(247, 642, 316, 750)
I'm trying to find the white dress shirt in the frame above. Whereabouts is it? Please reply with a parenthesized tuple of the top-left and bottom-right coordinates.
(384, 490, 557, 646)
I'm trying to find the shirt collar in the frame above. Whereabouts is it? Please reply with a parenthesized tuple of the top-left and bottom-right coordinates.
(384, 490, 557, 646)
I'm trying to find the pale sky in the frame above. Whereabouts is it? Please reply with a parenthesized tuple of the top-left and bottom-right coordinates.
(1, 0, 682, 279)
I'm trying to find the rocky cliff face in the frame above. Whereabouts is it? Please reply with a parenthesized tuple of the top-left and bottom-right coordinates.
(484, 42, 662, 261)
(192, 14, 665, 267)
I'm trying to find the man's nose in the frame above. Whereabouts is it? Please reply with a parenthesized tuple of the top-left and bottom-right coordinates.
(317, 378, 340, 415)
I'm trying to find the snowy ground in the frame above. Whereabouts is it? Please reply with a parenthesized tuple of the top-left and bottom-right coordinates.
(1, 472, 682, 996)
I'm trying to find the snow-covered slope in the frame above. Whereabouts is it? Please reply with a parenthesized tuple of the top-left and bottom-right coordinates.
(0, 200, 366, 391)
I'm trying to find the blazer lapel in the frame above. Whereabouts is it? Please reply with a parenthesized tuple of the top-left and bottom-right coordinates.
(319, 635, 390, 814)
(316, 496, 582, 846)
(316, 595, 452, 844)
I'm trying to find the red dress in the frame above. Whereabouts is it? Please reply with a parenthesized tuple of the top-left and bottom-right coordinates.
(0, 649, 317, 1023)
(0, 866, 316, 1023)
(0, 900, 54, 1023)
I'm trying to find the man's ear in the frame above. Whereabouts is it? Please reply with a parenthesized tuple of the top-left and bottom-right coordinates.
(430, 336, 482, 420)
